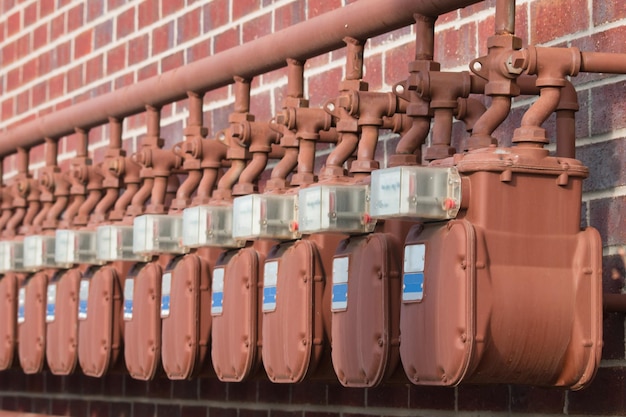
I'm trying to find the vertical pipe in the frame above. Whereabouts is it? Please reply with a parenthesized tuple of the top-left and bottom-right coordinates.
(187, 92, 204, 126)
(75, 128, 89, 158)
(495, 0, 515, 35)
(45, 138, 58, 167)
(109, 117, 123, 150)
(344, 37, 365, 81)
(287, 59, 305, 98)
(146, 106, 161, 139)
(414, 14, 436, 60)
(17, 147, 28, 175)
(234, 77, 251, 113)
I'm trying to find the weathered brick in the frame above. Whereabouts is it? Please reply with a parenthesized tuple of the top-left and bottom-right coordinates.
(593, 2, 626, 26)
(32, 81, 47, 104)
(16, 34, 31, 60)
(435, 22, 477, 70)
(66, 64, 84, 92)
(153, 21, 176, 55)
(40, 0, 55, 18)
(128, 34, 150, 65)
(214, 26, 240, 53)
(233, 0, 259, 21)
(569, 367, 626, 414)
(589, 196, 626, 246)
(86, 55, 104, 83)
(203, 0, 229, 32)
(48, 74, 65, 99)
(162, 0, 185, 16)
(530, 0, 588, 45)
(243, 13, 272, 43)
(177, 7, 202, 45)
(53, 41, 72, 68)
(107, 43, 127, 75)
(138, 0, 159, 29)
(457, 384, 509, 411)
(306, 66, 342, 108)
(114, 72, 135, 89)
(7, 68, 20, 91)
(578, 138, 626, 192)
(363, 54, 382, 91)
(87, 0, 104, 22)
(186, 39, 212, 63)
(590, 80, 626, 136)
(7, 11, 21, 37)
(67, 4, 85, 32)
(274, 2, 306, 31)
(383, 41, 413, 87)
(94, 20, 113, 50)
(161, 51, 184, 72)
(138, 62, 159, 80)
(33, 23, 48, 50)
(74, 28, 93, 59)
(116, 7, 135, 40)
(510, 385, 565, 414)
(2, 41, 17, 65)
(16, 90, 30, 114)
(2, 98, 15, 120)
(108, 0, 127, 11)
(24, 2, 38, 27)
(51, 13, 65, 39)
(307, 0, 341, 18)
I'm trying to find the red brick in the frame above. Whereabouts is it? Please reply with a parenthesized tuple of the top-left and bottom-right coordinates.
(16, 91, 30, 114)
(16, 34, 30, 60)
(186, 39, 211, 63)
(590, 80, 626, 136)
(161, 0, 185, 16)
(435, 22, 477, 69)
(117, 7, 136, 40)
(180, 406, 206, 417)
(590, 196, 626, 246)
(66, 65, 84, 92)
(51, 13, 65, 39)
(307, 0, 341, 18)
(23, 2, 38, 27)
(530, 0, 588, 45)
(243, 13, 272, 43)
(95, 20, 113, 49)
(161, 51, 184, 72)
(74, 28, 93, 59)
(593, 2, 626, 25)
(87, 0, 104, 22)
(233, 0, 259, 21)
(128, 34, 150, 65)
(367, 384, 409, 408)
(370, 25, 411, 49)
(32, 81, 47, 104)
(363, 54, 382, 91)
(274, 3, 306, 31)
(107, 43, 127, 75)
(327, 386, 365, 407)
(40, 0, 55, 18)
(1, 0, 15, 14)
(67, 4, 85, 32)
(204, 85, 230, 105)
(214, 27, 239, 53)
(177, 7, 202, 45)
(138, 0, 159, 29)
(603, 309, 626, 361)
(22, 58, 38, 83)
(7, 68, 20, 91)
(203, 0, 229, 32)
(408, 385, 456, 410)
(157, 404, 181, 417)
(306, 66, 342, 108)
(171, 379, 198, 400)
(509, 385, 565, 414)
(249, 90, 273, 122)
(578, 138, 626, 192)
(2, 41, 17, 65)
(7, 11, 21, 37)
(152, 21, 175, 55)
(48, 74, 65, 99)
(111, 402, 132, 417)
(383, 42, 413, 87)
(33, 23, 48, 50)
(2, 98, 15, 120)
(115, 72, 135, 89)
(108, 0, 127, 11)
(138, 62, 159, 81)
(460, 0, 491, 18)
(29, 398, 50, 415)
(89, 401, 110, 417)
(86, 55, 104, 83)
(238, 410, 268, 417)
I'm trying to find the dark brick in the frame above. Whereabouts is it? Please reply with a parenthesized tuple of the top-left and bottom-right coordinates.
(593, 2, 626, 25)
(589, 196, 626, 246)
(172, 378, 199, 400)
(590, 80, 626, 136)
(208, 407, 238, 417)
(199, 377, 228, 401)
(239, 410, 269, 417)
(134, 402, 156, 417)
(457, 384, 509, 411)
(157, 404, 181, 417)
(303, 413, 337, 417)
(125, 376, 149, 397)
(102, 373, 125, 396)
(578, 138, 626, 192)
(569, 367, 626, 414)
(327, 385, 365, 407)
(203, 0, 229, 32)
(530, 0, 588, 44)
(243, 13, 272, 43)
(289, 381, 327, 405)
(257, 379, 291, 403)
(69, 399, 89, 417)
(367, 384, 409, 408)
(274, 3, 305, 31)
(510, 385, 565, 413)
(228, 380, 258, 402)
(181, 406, 208, 417)
(24, 372, 45, 393)
(111, 402, 132, 417)
(90, 400, 111, 417)
(269, 411, 302, 417)
(30, 398, 50, 415)
(409, 385, 456, 410)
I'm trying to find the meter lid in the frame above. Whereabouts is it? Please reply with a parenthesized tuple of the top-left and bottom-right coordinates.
(0, 240, 27, 273)
(232, 194, 299, 242)
(132, 214, 188, 256)
(54, 229, 102, 267)
(23, 235, 62, 270)
(370, 166, 461, 221)
(96, 224, 149, 262)
(181, 205, 243, 249)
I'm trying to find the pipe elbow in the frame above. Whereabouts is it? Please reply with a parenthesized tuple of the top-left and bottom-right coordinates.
(233, 152, 269, 195)
(357, 92, 397, 126)
(455, 98, 487, 133)
(512, 46, 581, 87)
(201, 137, 229, 168)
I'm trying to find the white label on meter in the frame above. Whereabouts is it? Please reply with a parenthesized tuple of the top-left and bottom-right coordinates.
(211, 267, 224, 316)
(123, 278, 134, 321)
(262, 261, 278, 313)
(78, 279, 90, 320)
(17, 287, 26, 324)
(160, 272, 172, 318)
(331, 256, 349, 312)
(403, 244, 426, 302)
(46, 284, 57, 323)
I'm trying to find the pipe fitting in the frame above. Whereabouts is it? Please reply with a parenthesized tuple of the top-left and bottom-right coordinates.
(511, 46, 581, 87)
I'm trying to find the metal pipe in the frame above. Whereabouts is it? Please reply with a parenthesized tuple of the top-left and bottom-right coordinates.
(0, 0, 481, 157)
(414, 14, 436, 60)
(495, 0, 515, 35)
(270, 147, 298, 181)
(580, 51, 626, 74)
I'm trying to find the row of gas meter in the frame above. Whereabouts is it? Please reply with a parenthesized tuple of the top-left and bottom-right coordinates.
(0, 37, 604, 389)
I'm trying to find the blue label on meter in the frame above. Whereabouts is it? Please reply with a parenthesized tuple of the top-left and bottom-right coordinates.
(46, 284, 57, 323)
(331, 283, 348, 311)
(403, 272, 424, 302)
(17, 288, 26, 324)
(123, 278, 134, 320)
(78, 280, 90, 320)
(160, 272, 171, 318)
(263, 287, 277, 311)
(262, 261, 278, 312)
(211, 268, 224, 316)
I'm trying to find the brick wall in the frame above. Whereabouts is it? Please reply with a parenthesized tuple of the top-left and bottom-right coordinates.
(0, 0, 625, 416)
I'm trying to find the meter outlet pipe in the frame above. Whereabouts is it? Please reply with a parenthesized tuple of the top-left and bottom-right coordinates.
(161, 92, 227, 380)
(78, 120, 143, 378)
(124, 105, 184, 381)
(209, 77, 280, 383)
(257, 59, 344, 384)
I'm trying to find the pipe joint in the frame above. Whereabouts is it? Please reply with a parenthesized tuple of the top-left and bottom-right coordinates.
(356, 91, 397, 126)
(512, 46, 581, 87)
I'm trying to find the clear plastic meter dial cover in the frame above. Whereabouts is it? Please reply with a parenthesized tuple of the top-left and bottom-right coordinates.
(96, 225, 148, 262)
(181, 205, 242, 248)
(132, 214, 187, 255)
(54, 230, 101, 266)
(232, 194, 299, 241)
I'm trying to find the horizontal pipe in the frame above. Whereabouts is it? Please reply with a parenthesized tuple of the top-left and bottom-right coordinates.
(0, 0, 482, 158)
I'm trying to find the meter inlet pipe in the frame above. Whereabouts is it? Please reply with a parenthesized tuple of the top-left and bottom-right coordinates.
(0, 160, 13, 232)
(32, 138, 61, 230)
(3, 148, 30, 238)
(93, 118, 127, 223)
